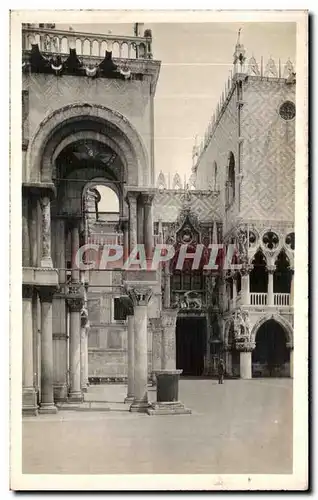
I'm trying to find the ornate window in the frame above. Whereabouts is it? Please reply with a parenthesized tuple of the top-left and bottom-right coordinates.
(279, 101, 296, 121)
(262, 231, 279, 250)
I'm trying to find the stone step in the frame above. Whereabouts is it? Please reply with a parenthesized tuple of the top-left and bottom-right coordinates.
(57, 402, 111, 412)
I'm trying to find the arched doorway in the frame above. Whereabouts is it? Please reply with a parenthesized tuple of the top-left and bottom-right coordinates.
(252, 319, 290, 377)
(176, 316, 207, 376)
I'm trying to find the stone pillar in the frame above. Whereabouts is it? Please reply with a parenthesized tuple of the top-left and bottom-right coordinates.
(125, 314, 135, 402)
(149, 317, 163, 385)
(237, 342, 255, 380)
(232, 276, 237, 308)
(56, 219, 66, 285)
(121, 219, 129, 263)
(136, 195, 144, 244)
(22, 195, 31, 267)
(267, 266, 275, 306)
(241, 267, 251, 305)
(80, 314, 89, 393)
(67, 289, 84, 402)
(287, 342, 294, 378)
(40, 196, 53, 268)
(161, 308, 178, 370)
(29, 195, 38, 267)
(163, 262, 171, 308)
(127, 192, 138, 253)
(38, 287, 57, 413)
(142, 194, 154, 260)
(290, 270, 294, 306)
(22, 285, 37, 415)
(224, 346, 232, 376)
(127, 286, 153, 412)
(71, 220, 80, 283)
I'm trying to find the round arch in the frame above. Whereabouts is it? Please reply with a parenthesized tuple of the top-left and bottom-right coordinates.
(250, 314, 293, 345)
(26, 103, 149, 186)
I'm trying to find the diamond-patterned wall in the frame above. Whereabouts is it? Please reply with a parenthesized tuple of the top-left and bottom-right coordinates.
(240, 78, 295, 221)
(153, 190, 221, 223)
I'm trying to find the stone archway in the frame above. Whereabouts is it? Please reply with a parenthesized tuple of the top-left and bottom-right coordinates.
(252, 318, 292, 377)
(26, 103, 149, 186)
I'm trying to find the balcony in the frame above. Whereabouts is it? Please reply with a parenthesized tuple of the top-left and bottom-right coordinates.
(22, 26, 153, 60)
(250, 293, 268, 306)
(274, 293, 291, 307)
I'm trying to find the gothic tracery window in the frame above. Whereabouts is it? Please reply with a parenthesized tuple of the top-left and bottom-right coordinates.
(279, 101, 296, 121)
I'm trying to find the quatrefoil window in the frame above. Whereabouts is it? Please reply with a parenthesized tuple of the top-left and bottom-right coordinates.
(279, 101, 296, 121)
(262, 231, 279, 250)
(285, 232, 295, 250)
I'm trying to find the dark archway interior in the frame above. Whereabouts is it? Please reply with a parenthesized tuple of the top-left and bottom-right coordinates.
(252, 319, 290, 377)
(176, 317, 207, 376)
(274, 251, 292, 293)
(250, 250, 268, 293)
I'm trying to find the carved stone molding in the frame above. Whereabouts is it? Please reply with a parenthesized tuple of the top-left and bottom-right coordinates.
(126, 286, 153, 306)
(235, 341, 256, 352)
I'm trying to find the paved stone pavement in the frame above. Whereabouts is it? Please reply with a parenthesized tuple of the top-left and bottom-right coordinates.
(22, 379, 292, 475)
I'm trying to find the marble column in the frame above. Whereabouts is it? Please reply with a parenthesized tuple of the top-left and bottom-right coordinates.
(22, 195, 31, 267)
(67, 291, 84, 402)
(127, 193, 138, 253)
(149, 317, 163, 385)
(267, 266, 275, 306)
(40, 196, 53, 268)
(121, 219, 129, 263)
(136, 195, 144, 244)
(287, 343, 294, 378)
(38, 287, 57, 413)
(163, 262, 171, 308)
(127, 286, 153, 413)
(161, 308, 179, 370)
(237, 342, 255, 380)
(232, 276, 237, 308)
(125, 314, 135, 402)
(142, 194, 154, 260)
(80, 317, 89, 393)
(290, 270, 294, 306)
(241, 267, 251, 305)
(224, 346, 233, 376)
(71, 220, 80, 283)
(29, 195, 38, 267)
(22, 285, 37, 415)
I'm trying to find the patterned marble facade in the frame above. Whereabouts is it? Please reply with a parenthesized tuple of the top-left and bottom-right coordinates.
(21, 25, 295, 415)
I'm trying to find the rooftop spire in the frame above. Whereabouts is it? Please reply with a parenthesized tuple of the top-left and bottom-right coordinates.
(233, 27, 246, 75)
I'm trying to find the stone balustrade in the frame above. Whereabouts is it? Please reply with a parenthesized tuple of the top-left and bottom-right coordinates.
(250, 292, 268, 306)
(274, 293, 291, 307)
(22, 26, 153, 60)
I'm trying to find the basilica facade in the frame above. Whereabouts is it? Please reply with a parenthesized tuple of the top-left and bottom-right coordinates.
(21, 24, 295, 416)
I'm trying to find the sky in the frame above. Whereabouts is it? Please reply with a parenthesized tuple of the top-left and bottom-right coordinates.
(57, 22, 296, 182)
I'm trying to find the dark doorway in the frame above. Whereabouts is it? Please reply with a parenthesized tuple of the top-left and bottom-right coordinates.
(176, 317, 207, 376)
(252, 319, 290, 377)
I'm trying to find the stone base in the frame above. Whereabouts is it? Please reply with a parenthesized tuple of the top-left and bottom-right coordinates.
(124, 395, 135, 403)
(57, 402, 110, 412)
(53, 384, 69, 402)
(81, 386, 88, 393)
(68, 392, 83, 403)
(38, 403, 58, 414)
(22, 388, 38, 416)
(147, 401, 192, 416)
(129, 400, 150, 413)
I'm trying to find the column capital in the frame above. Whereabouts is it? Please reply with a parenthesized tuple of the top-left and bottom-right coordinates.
(286, 342, 294, 350)
(141, 193, 155, 206)
(266, 265, 276, 274)
(67, 296, 84, 312)
(149, 317, 162, 331)
(37, 286, 57, 303)
(125, 191, 139, 205)
(22, 284, 33, 299)
(240, 264, 253, 276)
(126, 285, 153, 306)
(235, 340, 255, 352)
